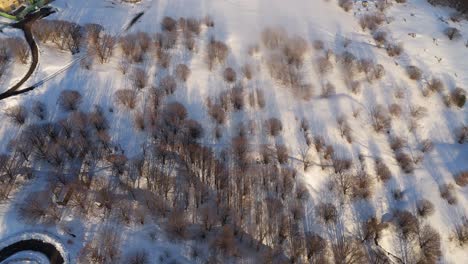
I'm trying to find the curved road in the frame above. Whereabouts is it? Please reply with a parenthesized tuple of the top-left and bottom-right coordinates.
(0, 7, 54, 101)
(0, 239, 64, 264)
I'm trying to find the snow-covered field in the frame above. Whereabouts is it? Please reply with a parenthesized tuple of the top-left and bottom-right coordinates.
(0, 0, 467, 263)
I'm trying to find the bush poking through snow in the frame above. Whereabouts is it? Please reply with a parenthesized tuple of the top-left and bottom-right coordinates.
(58, 90, 83, 112)
(454, 171, 468, 187)
(131, 68, 148, 90)
(394, 210, 419, 239)
(395, 152, 414, 173)
(451, 87, 466, 108)
(427, 78, 444, 93)
(406, 65, 422, 81)
(4, 105, 28, 126)
(359, 13, 385, 31)
(386, 42, 403, 57)
(444, 27, 462, 40)
(370, 105, 391, 133)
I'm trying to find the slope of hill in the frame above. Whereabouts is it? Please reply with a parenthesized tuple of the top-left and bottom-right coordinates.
(0, 0, 467, 263)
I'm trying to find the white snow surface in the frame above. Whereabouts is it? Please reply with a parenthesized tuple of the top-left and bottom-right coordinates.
(0, 0, 467, 263)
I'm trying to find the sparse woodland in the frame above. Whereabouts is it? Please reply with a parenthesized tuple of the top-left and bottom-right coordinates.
(0, 0, 467, 263)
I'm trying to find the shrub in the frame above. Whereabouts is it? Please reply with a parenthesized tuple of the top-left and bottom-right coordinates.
(223, 67, 237, 83)
(386, 42, 403, 57)
(454, 171, 468, 187)
(439, 183, 458, 205)
(395, 152, 414, 173)
(416, 199, 435, 218)
(370, 105, 391, 132)
(58, 90, 82, 111)
(427, 78, 444, 93)
(359, 13, 385, 31)
(115, 89, 138, 109)
(265, 117, 283, 136)
(406, 65, 422, 80)
(261, 27, 287, 49)
(373, 31, 387, 46)
(175, 64, 191, 82)
(444, 27, 462, 40)
(316, 56, 333, 74)
(4, 105, 28, 126)
(451, 87, 466, 107)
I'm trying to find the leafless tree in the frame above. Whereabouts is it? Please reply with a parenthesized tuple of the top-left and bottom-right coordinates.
(276, 144, 289, 164)
(444, 27, 462, 40)
(115, 89, 138, 109)
(92, 34, 115, 64)
(406, 65, 422, 81)
(331, 236, 366, 264)
(316, 202, 337, 224)
(417, 225, 442, 263)
(451, 87, 466, 108)
(394, 210, 419, 239)
(338, 0, 353, 12)
(166, 209, 189, 239)
(265, 117, 283, 137)
(416, 199, 435, 218)
(175, 64, 191, 82)
(370, 105, 391, 133)
(207, 39, 229, 70)
(161, 16, 177, 32)
(7, 37, 29, 64)
(454, 171, 468, 187)
(223, 67, 237, 83)
(452, 217, 468, 246)
(455, 125, 467, 144)
(4, 105, 28, 126)
(427, 78, 444, 93)
(58, 90, 82, 112)
(439, 183, 458, 205)
(131, 68, 148, 90)
(375, 159, 392, 182)
(160, 75, 177, 95)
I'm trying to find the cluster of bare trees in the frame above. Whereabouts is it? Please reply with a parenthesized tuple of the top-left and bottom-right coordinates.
(262, 27, 313, 99)
(33, 20, 83, 54)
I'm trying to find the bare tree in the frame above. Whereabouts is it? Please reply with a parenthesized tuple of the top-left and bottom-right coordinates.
(416, 199, 435, 218)
(4, 105, 28, 126)
(406, 65, 422, 81)
(455, 125, 467, 144)
(331, 236, 366, 264)
(316, 202, 337, 224)
(161, 16, 177, 32)
(451, 87, 466, 108)
(223, 67, 237, 83)
(175, 64, 191, 82)
(115, 89, 138, 109)
(7, 37, 29, 64)
(160, 75, 177, 95)
(439, 183, 458, 205)
(207, 39, 229, 70)
(58, 90, 83, 112)
(444, 27, 462, 40)
(125, 250, 150, 264)
(92, 34, 116, 64)
(454, 171, 468, 187)
(265, 117, 283, 137)
(131, 68, 148, 90)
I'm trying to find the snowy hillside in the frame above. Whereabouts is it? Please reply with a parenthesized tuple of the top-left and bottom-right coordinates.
(0, 0, 467, 263)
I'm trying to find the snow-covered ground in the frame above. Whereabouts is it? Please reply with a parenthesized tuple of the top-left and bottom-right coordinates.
(0, 0, 467, 263)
